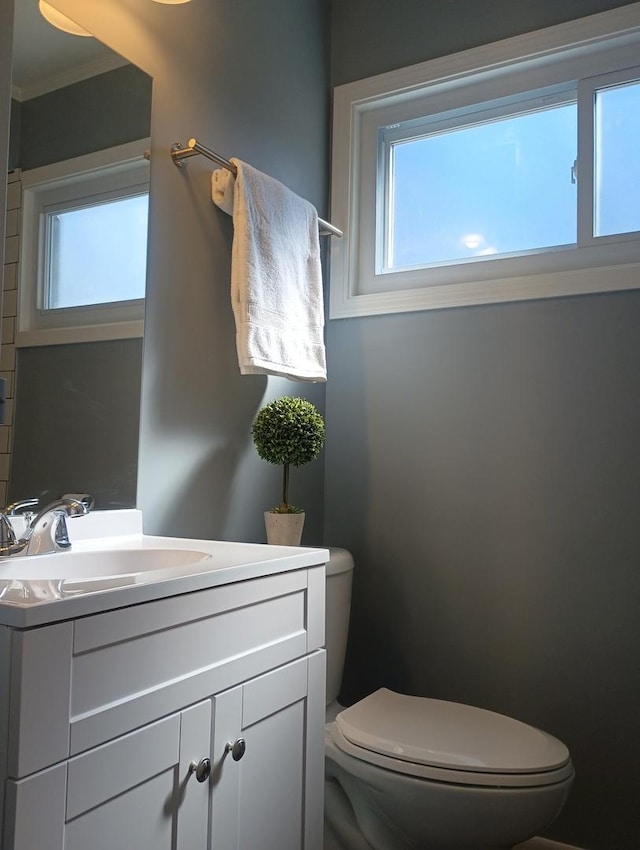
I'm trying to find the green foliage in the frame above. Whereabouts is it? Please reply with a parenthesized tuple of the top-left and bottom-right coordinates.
(252, 396, 325, 511)
(272, 502, 304, 514)
(252, 397, 325, 467)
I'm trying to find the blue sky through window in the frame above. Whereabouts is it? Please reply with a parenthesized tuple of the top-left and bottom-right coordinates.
(48, 193, 149, 310)
(390, 103, 577, 269)
(595, 79, 640, 237)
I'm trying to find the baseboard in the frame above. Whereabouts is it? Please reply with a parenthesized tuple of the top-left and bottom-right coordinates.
(515, 839, 586, 850)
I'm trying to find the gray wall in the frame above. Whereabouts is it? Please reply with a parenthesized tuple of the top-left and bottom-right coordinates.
(0, 0, 14, 285)
(9, 340, 142, 509)
(331, 0, 639, 86)
(8, 64, 151, 510)
(8, 99, 20, 171)
(136, 0, 330, 542)
(17, 63, 151, 170)
(48, 0, 330, 544)
(328, 3, 640, 850)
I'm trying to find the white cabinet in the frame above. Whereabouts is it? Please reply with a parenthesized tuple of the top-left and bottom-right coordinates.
(6, 701, 211, 850)
(211, 653, 325, 850)
(0, 564, 326, 850)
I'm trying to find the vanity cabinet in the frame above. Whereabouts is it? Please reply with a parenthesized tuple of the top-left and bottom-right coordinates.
(6, 701, 212, 850)
(0, 564, 326, 850)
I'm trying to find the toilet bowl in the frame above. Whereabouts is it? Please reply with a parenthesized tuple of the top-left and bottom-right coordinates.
(324, 549, 574, 850)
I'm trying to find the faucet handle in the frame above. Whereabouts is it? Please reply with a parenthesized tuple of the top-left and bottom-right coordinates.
(60, 494, 95, 516)
(0, 513, 17, 549)
(4, 498, 40, 516)
(1, 499, 40, 541)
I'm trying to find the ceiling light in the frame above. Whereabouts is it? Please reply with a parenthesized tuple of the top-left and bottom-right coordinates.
(38, 1, 92, 36)
(152, 0, 192, 4)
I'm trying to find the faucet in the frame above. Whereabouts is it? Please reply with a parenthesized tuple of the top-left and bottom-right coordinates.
(0, 494, 94, 558)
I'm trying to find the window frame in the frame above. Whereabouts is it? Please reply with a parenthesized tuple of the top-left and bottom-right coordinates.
(377, 83, 579, 275)
(17, 138, 150, 347)
(579, 67, 640, 244)
(329, 4, 640, 318)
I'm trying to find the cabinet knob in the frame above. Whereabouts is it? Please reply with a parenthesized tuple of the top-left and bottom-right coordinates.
(189, 757, 212, 782)
(225, 737, 246, 761)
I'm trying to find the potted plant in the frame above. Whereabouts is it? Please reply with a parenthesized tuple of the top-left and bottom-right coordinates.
(252, 396, 325, 545)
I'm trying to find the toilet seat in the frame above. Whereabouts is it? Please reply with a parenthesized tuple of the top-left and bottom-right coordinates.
(330, 688, 574, 789)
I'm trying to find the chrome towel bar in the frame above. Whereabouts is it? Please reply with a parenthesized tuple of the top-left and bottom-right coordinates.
(171, 138, 342, 238)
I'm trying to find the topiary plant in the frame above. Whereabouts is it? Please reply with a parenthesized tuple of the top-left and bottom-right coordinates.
(252, 396, 326, 514)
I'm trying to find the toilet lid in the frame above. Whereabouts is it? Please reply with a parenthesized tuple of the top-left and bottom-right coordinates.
(335, 689, 570, 776)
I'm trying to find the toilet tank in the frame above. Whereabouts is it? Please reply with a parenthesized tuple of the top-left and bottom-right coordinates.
(325, 548, 354, 707)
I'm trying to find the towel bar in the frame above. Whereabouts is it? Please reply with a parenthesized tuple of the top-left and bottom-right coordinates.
(171, 138, 343, 238)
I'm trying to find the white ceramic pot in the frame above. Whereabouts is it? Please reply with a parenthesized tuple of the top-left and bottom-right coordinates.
(264, 511, 305, 546)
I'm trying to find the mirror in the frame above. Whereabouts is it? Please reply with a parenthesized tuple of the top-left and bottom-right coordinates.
(4, 0, 152, 511)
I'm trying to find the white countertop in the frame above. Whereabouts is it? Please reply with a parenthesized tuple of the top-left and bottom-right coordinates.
(0, 510, 329, 628)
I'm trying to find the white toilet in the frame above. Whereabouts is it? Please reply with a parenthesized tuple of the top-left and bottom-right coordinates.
(324, 549, 574, 850)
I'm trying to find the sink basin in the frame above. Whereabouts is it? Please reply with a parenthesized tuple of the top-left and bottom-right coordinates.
(0, 548, 212, 580)
(0, 548, 212, 604)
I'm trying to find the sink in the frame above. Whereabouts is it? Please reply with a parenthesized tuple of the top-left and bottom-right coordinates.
(0, 508, 329, 628)
(0, 548, 212, 604)
(0, 547, 211, 580)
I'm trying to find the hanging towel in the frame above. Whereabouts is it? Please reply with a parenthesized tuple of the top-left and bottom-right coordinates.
(211, 159, 327, 382)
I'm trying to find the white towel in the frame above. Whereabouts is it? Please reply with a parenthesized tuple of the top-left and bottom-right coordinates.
(211, 159, 327, 382)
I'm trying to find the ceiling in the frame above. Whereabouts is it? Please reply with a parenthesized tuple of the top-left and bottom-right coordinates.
(12, 0, 126, 100)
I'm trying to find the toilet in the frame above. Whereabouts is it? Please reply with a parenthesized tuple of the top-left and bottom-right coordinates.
(324, 549, 574, 850)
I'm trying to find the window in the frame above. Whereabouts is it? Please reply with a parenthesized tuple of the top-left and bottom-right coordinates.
(593, 76, 640, 237)
(330, 6, 640, 317)
(18, 139, 150, 346)
(44, 193, 148, 310)
(381, 88, 578, 271)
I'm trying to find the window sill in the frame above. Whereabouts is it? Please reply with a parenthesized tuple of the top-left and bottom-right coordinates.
(16, 320, 144, 348)
(330, 260, 640, 317)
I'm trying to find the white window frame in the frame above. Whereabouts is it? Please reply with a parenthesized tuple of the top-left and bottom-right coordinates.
(17, 138, 150, 347)
(376, 83, 579, 277)
(329, 4, 640, 318)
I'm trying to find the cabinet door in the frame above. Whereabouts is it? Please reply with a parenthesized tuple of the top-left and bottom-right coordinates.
(5, 701, 211, 850)
(210, 651, 325, 850)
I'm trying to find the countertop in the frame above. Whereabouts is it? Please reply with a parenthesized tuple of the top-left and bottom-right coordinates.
(0, 510, 329, 628)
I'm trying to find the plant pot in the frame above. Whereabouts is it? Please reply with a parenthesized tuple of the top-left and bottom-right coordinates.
(264, 511, 305, 546)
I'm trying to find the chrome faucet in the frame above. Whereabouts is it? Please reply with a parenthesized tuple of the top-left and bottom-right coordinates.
(0, 494, 94, 558)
